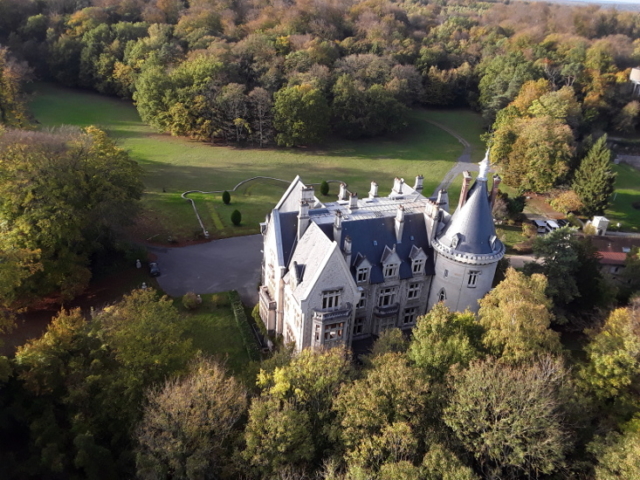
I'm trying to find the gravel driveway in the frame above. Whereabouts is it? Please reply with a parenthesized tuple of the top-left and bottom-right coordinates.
(150, 234, 263, 306)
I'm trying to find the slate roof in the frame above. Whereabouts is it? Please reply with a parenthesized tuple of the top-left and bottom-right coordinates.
(437, 179, 499, 255)
(315, 212, 434, 284)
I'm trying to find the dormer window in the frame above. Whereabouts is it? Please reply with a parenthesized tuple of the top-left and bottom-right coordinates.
(357, 267, 369, 283)
(384, 263, 398, 278)
(412, 258, 425, 275)
(438, 289, 446, 301)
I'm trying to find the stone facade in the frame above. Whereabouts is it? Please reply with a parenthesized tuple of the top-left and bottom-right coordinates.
(260, 155, 505, 352)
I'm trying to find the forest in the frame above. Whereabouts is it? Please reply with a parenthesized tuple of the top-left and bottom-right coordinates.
(0, 0, 640, 479)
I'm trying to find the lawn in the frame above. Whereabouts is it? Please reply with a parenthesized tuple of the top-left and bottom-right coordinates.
(179, 293, 252, 376)
(606, 163, 640, 232)
(30, 83, 481, 242)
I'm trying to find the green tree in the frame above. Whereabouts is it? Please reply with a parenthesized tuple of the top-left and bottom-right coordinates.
(334, 353, 429, 471)
(0, 127, 143, 304)
(478, 268, 561, 363)
(222, 190, 230, 205)
(274, 84, 329, 147)
(0, 46, 30, 128)
(320, 180, 329, 196)
(444, 357, 572, 479)
(589, 419, 640, 480)
(578, 305, 640, 407)
(408, 303, 483, 379)
(620, 247, 640, 302)
(572, 135, 616, 216)
(136, 357, 247, 480)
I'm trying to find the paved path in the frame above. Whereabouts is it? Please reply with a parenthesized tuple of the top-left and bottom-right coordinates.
(150, 235, 263, 306)
(428, 119, 479, 197)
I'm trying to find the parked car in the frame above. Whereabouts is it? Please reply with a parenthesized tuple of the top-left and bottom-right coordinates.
(545, 219, 560, 232)
(531, 220, 548, 234)
(149, 262, 160, 277)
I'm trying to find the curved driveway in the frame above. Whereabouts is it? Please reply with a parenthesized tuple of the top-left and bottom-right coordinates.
(150, 235, 262, 306)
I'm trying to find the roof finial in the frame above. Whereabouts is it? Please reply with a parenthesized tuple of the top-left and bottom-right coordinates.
(478, 148, 491, 181)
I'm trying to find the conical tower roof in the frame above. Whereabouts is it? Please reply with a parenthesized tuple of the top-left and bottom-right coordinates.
(436, 152, 501, 256)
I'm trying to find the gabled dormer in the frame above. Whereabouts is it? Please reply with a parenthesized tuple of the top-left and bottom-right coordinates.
(380, 245, 401, 279)
(409, 245, 427, 276)
(353, 253, 372, 284)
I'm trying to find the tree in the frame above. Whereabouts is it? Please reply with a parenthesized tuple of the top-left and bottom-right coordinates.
(222, 190, 230, 205)
(274, 84, 329, 147)
(231, 209, 241, 226)
(444, 356, 572, 479)
(478, 268, 561, 363)
(320, 180, 329, 196)
(243, 397, 315, 477)
(408, 303, 483, 379)
(578, 305, 640, 407)
(248, 87, 273, 147)
(0, 46, 31, 128)
(573, 135, 616, 216)
(334, 353, 429, 471)
(136, 357, 247, 480)
(613, 101, 640, 133)
(0, 127, 143, 304)
(620, 247, 640, 302)
(589, 421, 640, 480)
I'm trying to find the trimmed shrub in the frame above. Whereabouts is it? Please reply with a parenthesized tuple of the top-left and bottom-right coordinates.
(231, 209, 241, 226)
(182, 292, 199, 310)
(222, 190, 230, 205)
(320, 180, 329, 196)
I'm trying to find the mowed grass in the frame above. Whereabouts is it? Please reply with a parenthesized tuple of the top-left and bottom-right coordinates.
(607, 163, 640, 232)
(30, 83, 480, 241)
(179, 293, 251, 375)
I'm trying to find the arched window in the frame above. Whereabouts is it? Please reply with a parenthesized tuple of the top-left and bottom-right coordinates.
(438, 288, 446, 302)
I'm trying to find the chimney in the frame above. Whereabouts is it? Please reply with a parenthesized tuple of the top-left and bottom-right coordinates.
(395, 205, 405, 243)
(490, 174, 501, 207)
(458, 171, 472, 210)
(297, 200, 309, 240)
(338, 182, 348, 201)
(392, 177, 404, 194)
(349, 192, 358, 212)
(369, 181, 379, 199)
(437, 189, 449, 213)
(301, 185, 314, 203)
(424, 200, 441, 245)
(414, 175, 424, 192)
(333, 210, 342, 246)
(344, 235, 352, 266)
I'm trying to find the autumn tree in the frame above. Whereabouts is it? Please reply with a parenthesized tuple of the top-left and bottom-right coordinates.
(572, 135, 616, 217)
(0, 46, 30, 128)
(136, 357, 247, 480)
(409, 303, 483, 379)
(444, 356, 573, 479)
(478, 268, 561, 363)
(0, 127, 143, 304)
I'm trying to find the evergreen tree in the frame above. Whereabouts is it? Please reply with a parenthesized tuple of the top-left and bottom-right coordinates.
(231, 209, 241, 226)
(573, 135, 616, 216)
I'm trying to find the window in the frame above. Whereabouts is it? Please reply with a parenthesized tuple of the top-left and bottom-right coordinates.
(322, 290, 341, 309)
(353, 316, 365, 335)
(412, 259, 425, 275)
(467, 270, 480, 288)
(403, 307, 418, 325)
(384, 263, 398, 278)
(407, 282, 421, 300)
(438, 289, 446, 301)
(357, 296, 366, 309)
(377, 316, 397, 332)
(315, 324, 321, 343)
(378, 287, 397, 306)
(444, 269, 448, 278)
(324, 322, 344, 342)
(357, 267, 369, 283)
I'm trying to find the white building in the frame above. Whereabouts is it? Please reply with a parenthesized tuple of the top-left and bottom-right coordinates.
(259, 154, 505, 351)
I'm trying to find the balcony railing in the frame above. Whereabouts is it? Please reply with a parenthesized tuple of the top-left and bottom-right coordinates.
(374, 303, 400, 317)
(313, 303, 353, 322)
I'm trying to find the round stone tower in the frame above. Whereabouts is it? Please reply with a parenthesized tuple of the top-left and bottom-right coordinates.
(427, 152, 505, 313)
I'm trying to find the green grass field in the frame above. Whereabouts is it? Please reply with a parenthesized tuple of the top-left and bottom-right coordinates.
(179, 293, 251, 375)
(30, 83, 480, 242)
(606, 163, 640, 232)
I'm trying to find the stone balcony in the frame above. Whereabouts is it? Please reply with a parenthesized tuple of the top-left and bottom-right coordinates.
(312, 302, 353, 322)
(374, 303, 400, 318)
